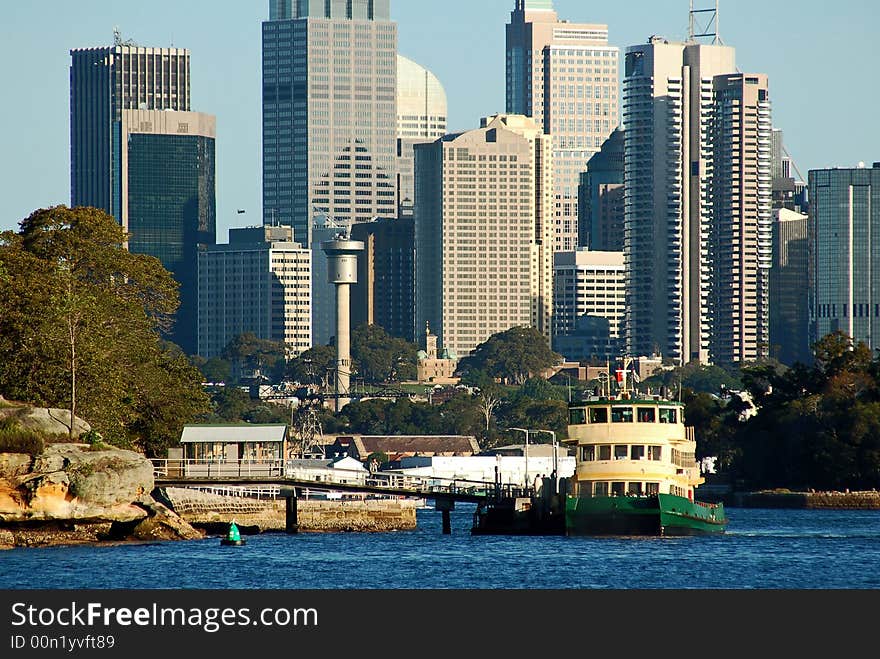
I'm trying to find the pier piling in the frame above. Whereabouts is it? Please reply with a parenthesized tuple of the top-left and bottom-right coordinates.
(284, 490, 298, 534)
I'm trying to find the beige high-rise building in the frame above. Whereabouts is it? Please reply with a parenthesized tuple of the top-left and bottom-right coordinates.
(709, 73, 772, 364)
(413, 114, 553, 358)
(506, 0, 619, 253)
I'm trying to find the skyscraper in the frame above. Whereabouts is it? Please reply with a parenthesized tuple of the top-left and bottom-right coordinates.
(622, 36, 771, 365)
(709, 73, 773, 364)
(350, 217, 415, 342)
(414, 114, 553, 359)
(126, 110, 216, 355)
(506, 0, 619, 252)
(578, 128, 624, 251)
(809, 164, 880, 351)
(770, 208, 810, 365)
(262, 0, 398, 246)
(70, 42, 191, 227)
(396, 54, 447, 218)
(70, 40, 215, 355)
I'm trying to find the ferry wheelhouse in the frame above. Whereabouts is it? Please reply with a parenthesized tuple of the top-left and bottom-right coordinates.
(564, 376, 726, 536)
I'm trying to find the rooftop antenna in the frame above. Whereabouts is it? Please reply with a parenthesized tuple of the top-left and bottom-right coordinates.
(113, 26, 138, 47)
(689, 0, 722, 44)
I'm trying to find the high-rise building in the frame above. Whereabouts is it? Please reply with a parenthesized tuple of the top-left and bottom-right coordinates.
(396, 54, 447, 218)
(414, 114, 553, 359)
(771, 128, 809, 214)
(770, 208, 810, 365)
(578, 128, 624, 251)
(623, 36, 771, 366)
(262, 0, 398, 246)
(506, 0, 619, 252)
(552, 249, 625, 360)
(198, 226, 311, 359)
(125, 110, 216, 355)
(70, 42, 214, 356)
(70, 43, 191, 225)
(709, 73, 773, 365)
(350, 217, 415, 342)
(809, 164, 880, 351)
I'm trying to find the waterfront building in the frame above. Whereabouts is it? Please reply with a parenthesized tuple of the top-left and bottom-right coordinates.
(552, 249, 625, 360)
(396, 54, 447, 218)
(262, 0, 398, 246)
(623, 36, 771, 366)
(350, 217, 415, 342)
(809, 164, 880, 351)
(578, 128, 624, 251)
(770, 208, 810, 365)
(198, 225, 311, 359)
(505, 0, 619, 252)
(413, 114, 553, 359)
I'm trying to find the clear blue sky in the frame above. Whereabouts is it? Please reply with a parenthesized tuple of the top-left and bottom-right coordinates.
(1, 0, 877, 239)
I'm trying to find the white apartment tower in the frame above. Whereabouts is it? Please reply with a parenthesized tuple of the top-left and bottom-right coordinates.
(623, 36, 771, 365)
(414, 114, 553, 358)
(506, 0, 619, 252)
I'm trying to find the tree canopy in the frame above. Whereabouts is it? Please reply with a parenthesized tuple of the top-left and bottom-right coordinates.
(456, 327, 561, 385)
(0, 206, 210, 455)
(351, 324, 418, 384)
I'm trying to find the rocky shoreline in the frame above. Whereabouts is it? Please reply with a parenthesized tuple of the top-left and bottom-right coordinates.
(0, 443, 202, 550)
(730, 489, 880, 509)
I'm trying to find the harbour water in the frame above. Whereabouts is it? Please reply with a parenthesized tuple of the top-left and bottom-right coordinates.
(2, 504, 880, 589)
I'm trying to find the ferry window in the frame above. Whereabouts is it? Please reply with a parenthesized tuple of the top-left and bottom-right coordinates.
(628, 482, 643, 496)
(611, 406, 633, 423)
(611, 481, 626, 496)
(659, 408, 677, 424)
(645, 482, 660, 495)
(595, 482, 609, 496)
(598, 445, 611, 460)
(581, 445, 595, 461)
(631, 445, 645, 460)
(637, 407, 655, 423)
(569, 408, 586, 425)
(579, 481, 593, 496)
(647, 446, 662, 461)
(614, 445, 628, 460)
(589, 407, 608, 423)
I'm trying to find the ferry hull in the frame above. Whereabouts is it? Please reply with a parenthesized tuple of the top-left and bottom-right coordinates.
(565, 493, 727, 536)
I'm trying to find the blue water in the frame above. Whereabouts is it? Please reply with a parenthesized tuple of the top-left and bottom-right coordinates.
(2, 505, 880, 589)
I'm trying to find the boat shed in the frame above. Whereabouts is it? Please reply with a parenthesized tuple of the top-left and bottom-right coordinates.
(179, 424, 288, 461)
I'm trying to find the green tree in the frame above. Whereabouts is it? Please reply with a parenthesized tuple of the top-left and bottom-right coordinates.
(351, 324, 418, 383)
(287, 344, 336, 388)
(456, 327, 561, 385)
(222, 333, 286, 382)
(0, 206, 209, 454)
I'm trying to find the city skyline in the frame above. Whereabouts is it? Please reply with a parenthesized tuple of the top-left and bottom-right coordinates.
(1, 0, 877, 242)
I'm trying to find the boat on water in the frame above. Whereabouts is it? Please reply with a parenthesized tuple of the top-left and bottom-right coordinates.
(564, 362, 727, 536)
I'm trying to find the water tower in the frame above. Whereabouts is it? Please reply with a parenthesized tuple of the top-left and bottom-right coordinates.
(321, 237, 364, 411)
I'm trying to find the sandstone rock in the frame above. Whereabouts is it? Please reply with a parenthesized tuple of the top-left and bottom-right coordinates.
(0, 404, 91, 439)
(0, 453, 33, 479)
(0, 529, 14, 549)
(126, 497, 203, 541)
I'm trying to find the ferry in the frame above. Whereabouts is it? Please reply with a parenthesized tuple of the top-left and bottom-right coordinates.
(564, 364, 727, 536)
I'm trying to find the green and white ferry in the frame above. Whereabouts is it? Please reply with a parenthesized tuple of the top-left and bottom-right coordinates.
(564, 369, 727, 536)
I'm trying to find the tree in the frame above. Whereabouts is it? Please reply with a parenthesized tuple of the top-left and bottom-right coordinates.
(476, 388, 501, 434)
(456, 327, 561, 385)
(287, 344, 336, 389)
(0, 206, 210, 454)
(351, 324, 418, 383)
(222, 333, 286, 382)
